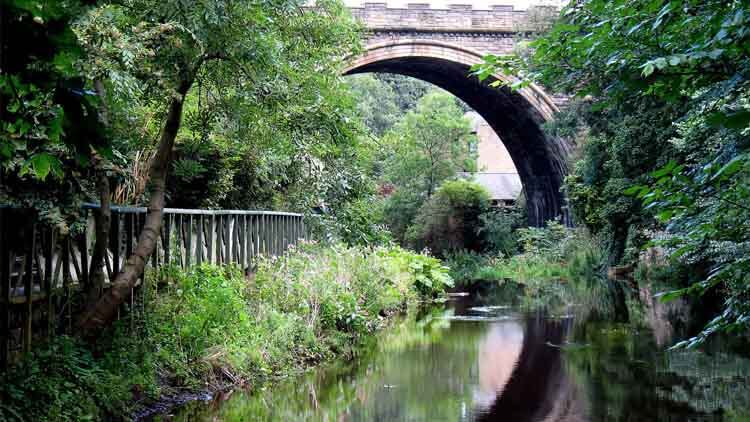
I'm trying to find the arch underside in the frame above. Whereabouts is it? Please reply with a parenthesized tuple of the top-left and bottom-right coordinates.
(346, 43, 570, 226)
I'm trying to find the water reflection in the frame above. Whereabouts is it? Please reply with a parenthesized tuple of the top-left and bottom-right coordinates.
(166, 284, 750, 422)
(474, 322, 523, 411)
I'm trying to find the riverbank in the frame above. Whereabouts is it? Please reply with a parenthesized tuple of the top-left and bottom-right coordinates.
(168, 282, 750, 421)
(0, 242, 453, 421)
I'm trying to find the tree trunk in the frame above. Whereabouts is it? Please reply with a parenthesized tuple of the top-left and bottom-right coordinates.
(86, 154, 111, 307)
(78, 75, 193, 335)
(86, 80, 112, 307)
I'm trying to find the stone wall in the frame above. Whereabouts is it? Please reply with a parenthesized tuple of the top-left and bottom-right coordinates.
(351, 3, 555, 55)
(365, 31, 515, 56)
(350, 3, 521, 31)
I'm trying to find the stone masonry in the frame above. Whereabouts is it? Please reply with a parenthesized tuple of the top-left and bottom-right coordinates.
(350, 3, 553, 56)
(345, 3, 570, 225)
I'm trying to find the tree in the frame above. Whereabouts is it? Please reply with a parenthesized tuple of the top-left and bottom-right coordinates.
(375, 73, 433, 113)
(0, 1, 108, 230)
(406, 179, 490, 256)
(382, 90, 476, 198)
(345, 74, 400, 137)
(72, 0, 361, 334)
(474, 0, 750, 344)
(379, 90, 476, 243)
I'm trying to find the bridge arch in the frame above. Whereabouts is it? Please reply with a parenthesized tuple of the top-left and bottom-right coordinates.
(345, 40, 570, 226)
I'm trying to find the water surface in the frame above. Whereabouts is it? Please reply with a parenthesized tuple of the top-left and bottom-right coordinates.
(167, 284, 750, 421)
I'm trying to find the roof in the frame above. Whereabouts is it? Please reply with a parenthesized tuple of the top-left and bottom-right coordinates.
(459, 172, 522, 201)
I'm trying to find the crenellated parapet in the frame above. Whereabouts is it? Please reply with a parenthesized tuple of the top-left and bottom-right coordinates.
(350, 3, 557, 56)
(351, 3, 521, 32)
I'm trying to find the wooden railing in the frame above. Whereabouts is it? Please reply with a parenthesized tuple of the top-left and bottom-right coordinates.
(0, 205, 310, 367)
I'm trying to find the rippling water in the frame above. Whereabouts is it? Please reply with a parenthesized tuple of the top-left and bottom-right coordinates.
(164, 284, 750, 422)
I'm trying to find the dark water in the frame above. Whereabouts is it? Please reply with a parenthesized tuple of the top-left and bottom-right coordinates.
(166, 284, 750, 422)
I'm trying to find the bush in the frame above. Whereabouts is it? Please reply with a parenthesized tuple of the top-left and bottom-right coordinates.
(444, 250, 491, 286)
(516, 220, 571, 261)
(0, 333, 157, 421)
(145, 265, 257, 385)
(330, 197, 393, 247)
(383, 188, 426, 244)
(477, 205, 525, 256)
(406, 179, 490, 256)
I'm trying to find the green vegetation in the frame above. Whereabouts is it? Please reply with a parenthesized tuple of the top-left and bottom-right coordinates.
(445, 220, 631, 318)
(406, 179, 489, 256)
(4, 0, 750, 417)
(0, 243, 451, 421)
(342, 74, 481, 248)
(379, 91, 478, 244)
(473, 0, 750, 345)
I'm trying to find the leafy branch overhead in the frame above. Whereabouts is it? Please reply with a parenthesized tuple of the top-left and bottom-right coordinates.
(478, 0, 750, 346)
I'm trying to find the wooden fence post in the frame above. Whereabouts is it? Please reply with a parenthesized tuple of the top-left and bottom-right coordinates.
(196, 214, 203, 265)
(22, 221, 35, 354)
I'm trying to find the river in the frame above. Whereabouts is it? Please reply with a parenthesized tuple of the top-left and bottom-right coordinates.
(161, 283, 750, 421)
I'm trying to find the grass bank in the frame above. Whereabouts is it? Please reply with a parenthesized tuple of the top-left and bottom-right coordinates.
(444, 223, 626, 315)
(0, 242, 452, 421)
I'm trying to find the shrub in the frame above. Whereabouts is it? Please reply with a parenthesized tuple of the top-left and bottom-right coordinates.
(145, 265, 257, 385)
(0, 334, 157, 422)
(444, 250, 491, 286)
(383, 188, 426, 244)
(331, 197, 393, 247)
(477, 205, 525, 256)
(516, 220, 570, 261)
(406, 179, 490, 256)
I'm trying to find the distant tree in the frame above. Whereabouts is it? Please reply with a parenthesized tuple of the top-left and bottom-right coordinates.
(345, 74, 400, 136)
(381, 90, 476, 243)
(383, 90, 476, 198)
(375, 74, 433, 113)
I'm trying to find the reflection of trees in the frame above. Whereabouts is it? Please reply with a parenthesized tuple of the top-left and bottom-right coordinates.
(563, 320, 750, 421)
(172, 293, 750, 422)
(378, 308, 453, 353)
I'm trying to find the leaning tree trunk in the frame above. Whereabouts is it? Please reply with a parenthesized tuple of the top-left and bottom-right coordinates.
(78, 76, 193, 335)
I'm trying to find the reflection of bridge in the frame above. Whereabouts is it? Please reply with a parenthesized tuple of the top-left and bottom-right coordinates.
(475, 315, 584, 422)
(346, 4, 570, 225)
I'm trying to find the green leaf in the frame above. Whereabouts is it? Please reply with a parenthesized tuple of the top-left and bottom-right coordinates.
(655, 288, 688, 302)
(651, 161, 677, 178)
(711, 155, 746, 181)
(623, 185, 644, 196)
(642, 63, 655, 77)
(28, 153, 62, 181)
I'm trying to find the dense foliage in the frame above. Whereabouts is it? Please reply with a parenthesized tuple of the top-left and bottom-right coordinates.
(0, 0, 107, 230)
(0, 242, 451, 420)
(474, 0, 750, 344)
(2, 0, 370, 228)
(406, 179, 489, 256)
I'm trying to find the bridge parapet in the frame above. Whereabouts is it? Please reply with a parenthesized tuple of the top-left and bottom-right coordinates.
(351, 3, 556, 56)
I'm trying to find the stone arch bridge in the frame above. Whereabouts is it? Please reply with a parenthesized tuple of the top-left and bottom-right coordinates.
(345, 3, 569, 226)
